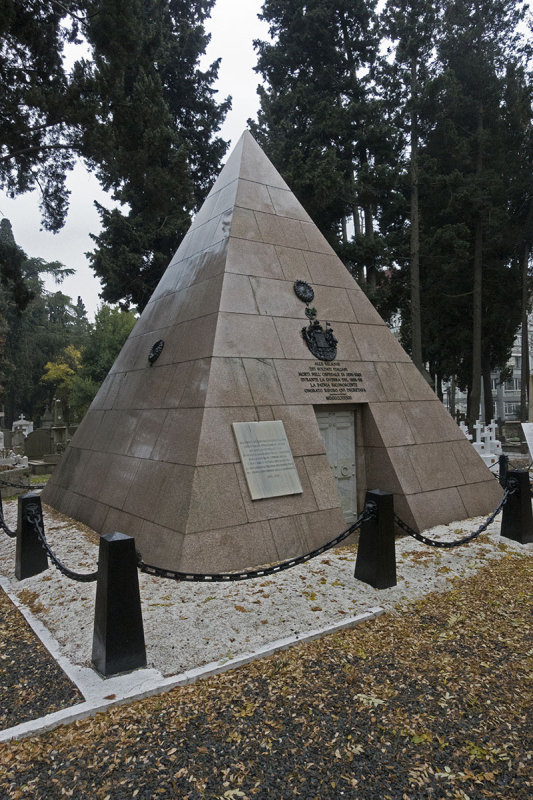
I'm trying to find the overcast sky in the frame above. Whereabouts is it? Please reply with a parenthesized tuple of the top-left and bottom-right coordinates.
(0, 0, 269, 319)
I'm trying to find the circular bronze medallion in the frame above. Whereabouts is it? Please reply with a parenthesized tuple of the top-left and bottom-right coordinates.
(148, 339, 164, 365)
(293, 280, 314, 304)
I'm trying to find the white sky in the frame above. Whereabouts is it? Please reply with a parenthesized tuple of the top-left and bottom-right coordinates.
(0, 0, 269, 319)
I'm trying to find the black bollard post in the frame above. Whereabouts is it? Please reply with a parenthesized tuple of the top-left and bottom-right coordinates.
(500, 471, 533, 544)
(92, 532, 147, 676)
(354, 490, 396, 589)
(15, 492, 48, 580)
(498, 454, 509, 488)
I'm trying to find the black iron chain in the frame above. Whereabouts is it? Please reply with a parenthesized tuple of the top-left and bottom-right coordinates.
(394, 488, 512, 549)
(24, 503, 98, 583)
(0, 478, 46, 490)
(138, 504, 377, 583)
(0, 507, 16, 538)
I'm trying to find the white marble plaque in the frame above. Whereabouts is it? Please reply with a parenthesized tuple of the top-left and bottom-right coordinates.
(521, 422, 533, 460)
(232, 421, 303, 500)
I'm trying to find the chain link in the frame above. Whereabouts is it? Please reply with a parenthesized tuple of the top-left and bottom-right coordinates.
(138, 505, 376, 583)
(24, 503, 98, 583)
(0, 478, 46, 490)
(394, 488, 512, 549)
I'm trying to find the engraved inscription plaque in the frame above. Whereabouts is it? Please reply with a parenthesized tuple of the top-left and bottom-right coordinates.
(232, 421, 303, 500)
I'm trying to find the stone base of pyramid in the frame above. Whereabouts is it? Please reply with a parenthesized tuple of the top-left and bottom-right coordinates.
(43, 132, 502, 573)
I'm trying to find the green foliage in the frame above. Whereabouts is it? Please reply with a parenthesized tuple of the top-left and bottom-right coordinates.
(74, 0, 230, 310)
(2, 1, 230, 310)
(251, 0, 387, 255)
(79, 304, 137, 385)
(0, 1, 76, 230)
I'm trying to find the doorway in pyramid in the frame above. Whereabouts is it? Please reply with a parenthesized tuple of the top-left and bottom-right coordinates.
(43, 131, 502, 572)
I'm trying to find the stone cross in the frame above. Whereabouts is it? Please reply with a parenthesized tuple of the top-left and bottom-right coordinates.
(474, 419, 484, 445)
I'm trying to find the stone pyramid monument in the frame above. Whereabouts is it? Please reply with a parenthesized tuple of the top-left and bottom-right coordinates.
(43, 131, 502, 572)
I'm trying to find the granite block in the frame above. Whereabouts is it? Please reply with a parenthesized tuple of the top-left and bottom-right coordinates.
(122, 459, 178, 523)
(303, 251, 355, 289)
(206, 134, 244, 196)
(197, 406, 258, 465)
(242, 358, 285, 405)
(301, 221, 336, 254)
(127, 409, 168, 459)
(270, 404, 327, 457)
(254, 212, 309, 249)
(346, 289, 386, 325)
(226, 237, 284, 279)
(304, 454, 341, 510)
(136, 522, 184, 568)
(457, 480, 503, 519)
(151, 407, 203, 465)
(267, 186, 312, 221)
(71, 410, 104, 450)
(366, 403, 416, 447)
(205, 357, 254, 407)
(179, 359, 211, 408)
(374, 363, 410, 402)
(234, 458, 317, 523)
(214, 313, 284, 358)
(407, 443, 464, 492)
(275, 245, 312, 283)
(451, 439, 495, 485)
(153, 463, 196, 532)
(179, 521, 278, 573)
(267, 514, 310, 561)
(230, 207, 263, 241)
(160, 314, 218, 365)
(399, 487, 468, 532)
(352, 324, 411, 363)
(300, 507, 347, 550)
(248, 276, 303, 317)
(185, 464, 248, 533)
(398, 363, 437, 401)
(401, 400, 465, 444)
(220, 273, 258, 315)
(235, 178, 276, 214)
(240, 133, 289, 189)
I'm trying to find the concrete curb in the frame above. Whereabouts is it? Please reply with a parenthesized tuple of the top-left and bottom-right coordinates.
(0, 589, 384, 742)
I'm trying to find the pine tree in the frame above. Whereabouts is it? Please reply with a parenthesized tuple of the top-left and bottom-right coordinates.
(0, 1, 75, 230)
(75, 0, 231, 310)
(1, 2, 230, 310)
(251, 0, 384, 277)
(380, 1, 441, 373)
(419, 0, 527, 424)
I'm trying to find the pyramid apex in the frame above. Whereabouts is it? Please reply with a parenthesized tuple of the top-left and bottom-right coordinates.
(206, 128, 289, 199)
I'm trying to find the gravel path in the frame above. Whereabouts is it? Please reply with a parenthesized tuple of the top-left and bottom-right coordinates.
(0, 554, 531, 800)
(0, 498, 530, 681)
(0, 589, 82, 729)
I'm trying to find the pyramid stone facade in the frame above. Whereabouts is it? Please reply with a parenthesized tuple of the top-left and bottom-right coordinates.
(43, 131, 502, 572)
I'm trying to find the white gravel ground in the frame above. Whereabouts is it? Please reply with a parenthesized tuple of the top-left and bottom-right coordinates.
(0, 497, 531, 680)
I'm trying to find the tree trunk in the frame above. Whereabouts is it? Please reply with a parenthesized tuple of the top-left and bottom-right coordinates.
(449, 375, 456, 418)
(364, 204, 377, 294)
(482, 350, 494, 423)
(468, 104, 484, 430)
(436, 373, 443, 402)
(520, 243, 530, 421)
(353, 205, 361, 235)
(410, 57, 423, 374)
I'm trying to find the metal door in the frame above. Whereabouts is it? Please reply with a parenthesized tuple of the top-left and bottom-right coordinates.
(316, 408, 357, 523)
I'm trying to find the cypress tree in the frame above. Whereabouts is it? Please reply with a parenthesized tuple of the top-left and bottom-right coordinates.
(75, 0, 230, 310)
(251, 0, 384, 279)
